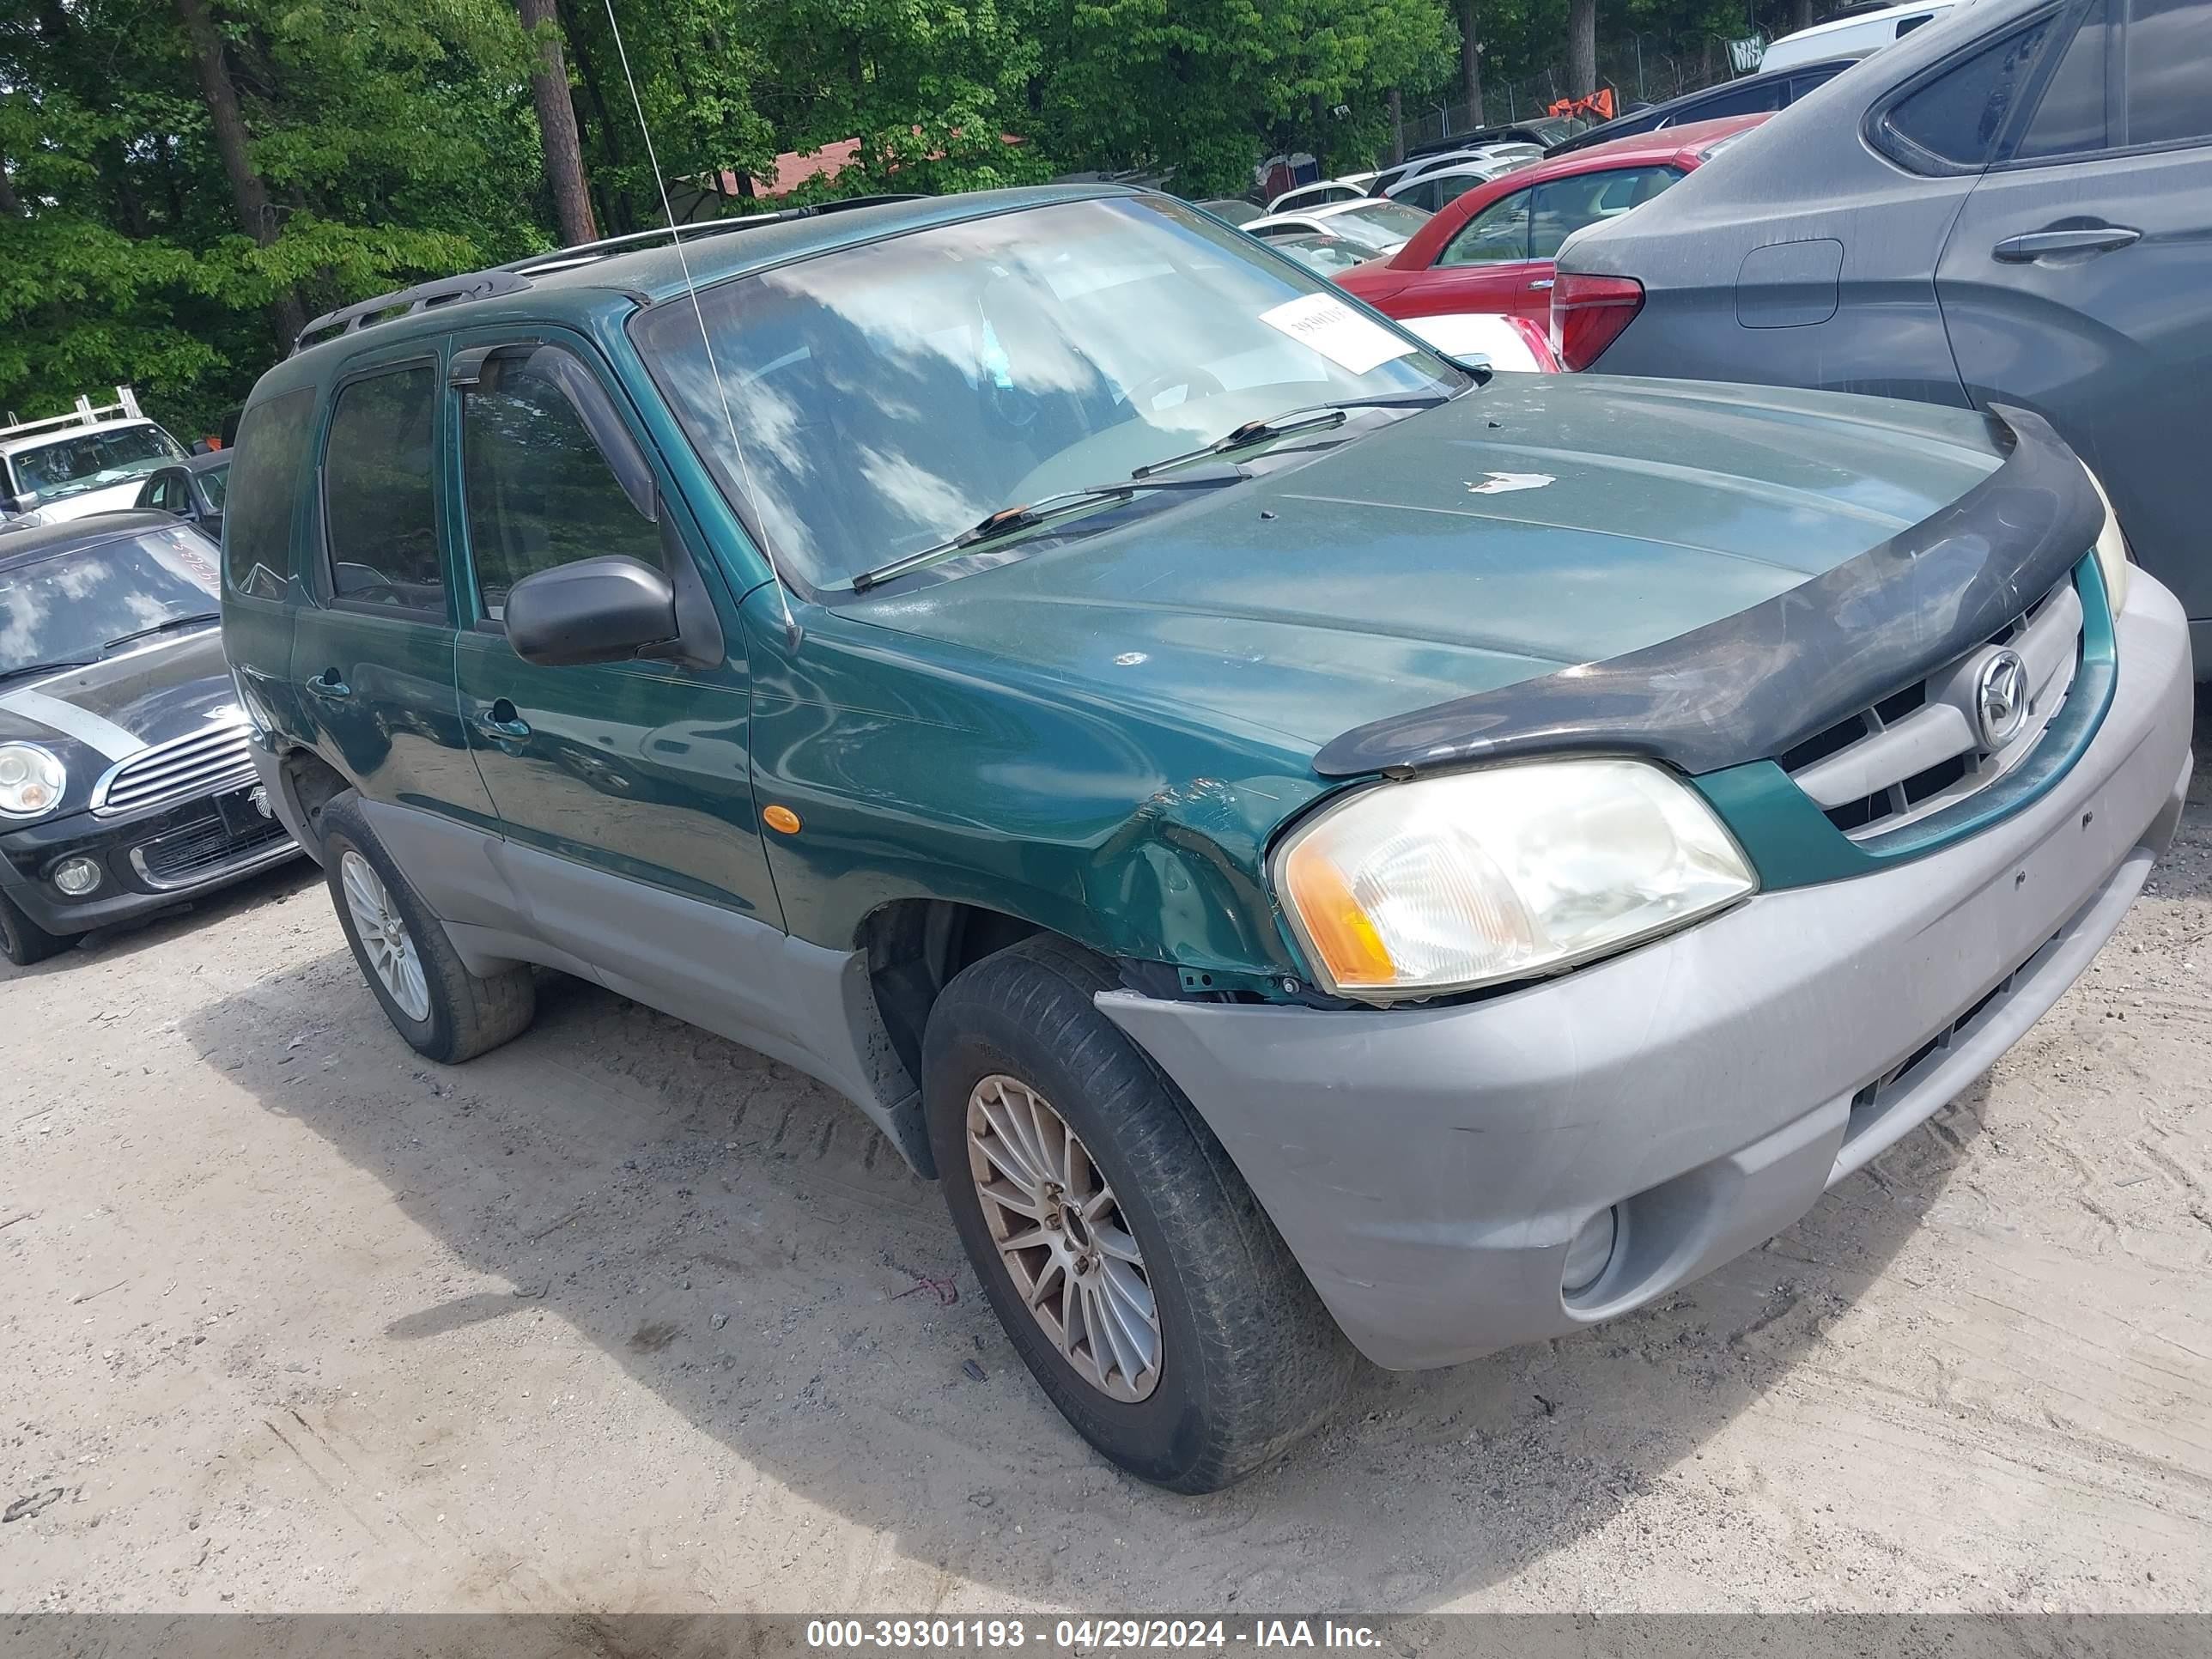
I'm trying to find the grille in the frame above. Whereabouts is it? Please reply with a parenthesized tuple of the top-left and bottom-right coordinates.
(93, 720, 256, 818)
(1778, 574, 2083, 841)
(130, 798, 290, 888)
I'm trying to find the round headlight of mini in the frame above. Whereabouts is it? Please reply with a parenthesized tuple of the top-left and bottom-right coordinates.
(0, 743, 67, 820)
(1273, 758, 1757, 1004)
(2081, 461, 2130, 611)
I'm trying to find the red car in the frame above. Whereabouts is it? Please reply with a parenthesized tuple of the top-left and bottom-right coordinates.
(1334, 114, 1771, 333)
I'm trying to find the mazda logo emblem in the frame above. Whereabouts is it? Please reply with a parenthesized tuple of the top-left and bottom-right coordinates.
(1974, 647, 2030, 750)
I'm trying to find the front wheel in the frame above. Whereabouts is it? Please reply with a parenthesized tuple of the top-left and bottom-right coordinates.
(924, 935, 1353, 1492)
(0, 888, 70, 968)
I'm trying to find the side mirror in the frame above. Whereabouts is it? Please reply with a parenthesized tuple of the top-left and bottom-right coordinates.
(505, 556, 679, 667)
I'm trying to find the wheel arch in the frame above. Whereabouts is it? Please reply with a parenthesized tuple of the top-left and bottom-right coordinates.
(856, 896, 1050, 1106)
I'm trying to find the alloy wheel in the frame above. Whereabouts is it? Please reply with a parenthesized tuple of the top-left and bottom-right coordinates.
(339, 849, 431, 1023)
(966, 1073, 1162, 1401)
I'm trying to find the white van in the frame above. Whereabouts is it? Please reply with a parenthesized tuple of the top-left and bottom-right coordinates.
(1759, 0, 1964, 70)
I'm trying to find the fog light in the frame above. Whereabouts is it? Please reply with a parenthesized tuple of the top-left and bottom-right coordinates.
(52, 855, 103, 897)
(1562, 1206, 1618, 1297)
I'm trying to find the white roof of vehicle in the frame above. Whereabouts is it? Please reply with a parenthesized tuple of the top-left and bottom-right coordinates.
(1759, 0, 1964, 69)
(1, 416, 164, 459)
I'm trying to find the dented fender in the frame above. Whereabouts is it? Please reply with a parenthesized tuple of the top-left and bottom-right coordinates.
(741, 591, 1331, 985)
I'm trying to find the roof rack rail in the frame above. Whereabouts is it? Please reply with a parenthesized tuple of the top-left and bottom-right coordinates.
(290, 194, 930, 356)
(496, 193, 928, 276)
(292, 270, 534, 356)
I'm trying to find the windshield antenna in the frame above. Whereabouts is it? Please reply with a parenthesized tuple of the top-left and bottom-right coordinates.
(599, 0, 801, 647)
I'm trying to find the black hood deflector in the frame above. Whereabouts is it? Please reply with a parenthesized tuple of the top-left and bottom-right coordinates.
(1311, 405, 2103, 779)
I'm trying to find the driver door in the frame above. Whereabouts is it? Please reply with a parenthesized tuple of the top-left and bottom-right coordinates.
(445, 325, 784, 960)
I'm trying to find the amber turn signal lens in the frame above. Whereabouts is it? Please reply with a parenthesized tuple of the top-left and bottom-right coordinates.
(763, 804, 802, 835)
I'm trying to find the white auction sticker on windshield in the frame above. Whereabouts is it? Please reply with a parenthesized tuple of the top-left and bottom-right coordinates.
(1258, 292, 1416, 375)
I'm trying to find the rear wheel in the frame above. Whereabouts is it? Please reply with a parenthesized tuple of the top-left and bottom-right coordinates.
(319, 792, 534, 1063)
(0, 889, 70, 968)
(924, 934, 1353, 1492)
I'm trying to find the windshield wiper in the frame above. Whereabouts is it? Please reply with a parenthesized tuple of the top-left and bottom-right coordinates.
(850, 466, 1246, 593)
(103, 613, 219, 651)
(0, 659, 95, 685)
(1132, 392, 1454, 479)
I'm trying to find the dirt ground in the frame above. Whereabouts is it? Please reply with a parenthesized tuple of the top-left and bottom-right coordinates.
(3, 728, 2210, 1618)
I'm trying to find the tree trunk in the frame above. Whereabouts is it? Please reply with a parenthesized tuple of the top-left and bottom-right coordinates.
(173, 0, 306, 345)
(0, 155, 21, 219)
(1568, 0, 1598, 97)
(1457, 0, 1486, 125)
(1792, 0, 1815, 31)
(518, 0, 598, 246)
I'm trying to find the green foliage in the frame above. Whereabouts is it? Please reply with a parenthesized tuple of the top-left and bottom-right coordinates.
(1, 0, 1796, 432)
(1035, 0, 1454, 195)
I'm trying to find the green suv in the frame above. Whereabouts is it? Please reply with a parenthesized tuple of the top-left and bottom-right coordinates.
(221, 187, 2192, 1492)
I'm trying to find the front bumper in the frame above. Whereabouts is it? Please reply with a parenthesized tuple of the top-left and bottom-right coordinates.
(1101, 568, 2194, 1370)
(0, 786, 299, 939)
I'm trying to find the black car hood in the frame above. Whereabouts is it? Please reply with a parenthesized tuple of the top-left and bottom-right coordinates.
(0, 627, 236, 818)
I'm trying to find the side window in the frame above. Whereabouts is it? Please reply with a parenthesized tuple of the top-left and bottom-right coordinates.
(1529, 166, 1679, 259)
(1881, 16, 2054, 166)
(2017, 0, 2111, 158)
(1693, 82, 1789, 118)
(222, 386, 317, 601)
(460, 349, 662, 622)
(1438, 189, 1533, 265)
(323, 365, 445, 615)
(2127, 0, 2212, 146)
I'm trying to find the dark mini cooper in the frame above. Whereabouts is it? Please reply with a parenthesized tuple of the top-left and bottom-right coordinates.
(221, 188, 2189, 1492)
(0, 512, 298, 964)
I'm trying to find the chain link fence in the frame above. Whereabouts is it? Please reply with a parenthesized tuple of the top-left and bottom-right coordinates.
(1400, 33, 1745, 151)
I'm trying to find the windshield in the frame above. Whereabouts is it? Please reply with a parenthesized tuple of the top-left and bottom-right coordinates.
(6, 423, 185, 506)
(633, 195, 1462, 590)
(0, 526, 220, 677)
(1320, 201, 1432, 251)
(1272, 236, 1371, 276)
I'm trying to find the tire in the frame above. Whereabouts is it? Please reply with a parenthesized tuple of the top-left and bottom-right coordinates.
(0, 888, 70, 968)
(923, 934, 1354, 1492)
(319, 792, 534, 1063)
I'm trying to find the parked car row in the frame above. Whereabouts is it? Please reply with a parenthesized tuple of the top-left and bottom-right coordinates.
(1334, 116, 1765, 328)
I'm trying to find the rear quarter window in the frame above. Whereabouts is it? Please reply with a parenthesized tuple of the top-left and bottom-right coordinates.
(222, 386, 319, 601)
(1877, 15, 2055, 167)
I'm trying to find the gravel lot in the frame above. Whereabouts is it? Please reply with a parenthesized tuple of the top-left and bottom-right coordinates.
(4, 721, 2210, 1616)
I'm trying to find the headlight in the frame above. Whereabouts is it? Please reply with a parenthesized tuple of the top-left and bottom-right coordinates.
(0, 743, 67, 819)
(2081, 461, 2130, 611)
(1273, 758, 1756, 1003)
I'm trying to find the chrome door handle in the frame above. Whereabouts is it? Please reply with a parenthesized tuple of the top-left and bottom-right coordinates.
(1993, 226, 2141, 261)
(477, 700, 531, 741)
(1528, 277, 1555, 290)
(306, 672, 350, 700)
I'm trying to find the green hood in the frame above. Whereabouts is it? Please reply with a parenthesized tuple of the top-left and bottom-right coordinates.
(853, 374, 2007, 752)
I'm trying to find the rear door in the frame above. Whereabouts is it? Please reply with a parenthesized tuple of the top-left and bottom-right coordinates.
(1401, 185, 1540, 318)
(446, 326, 782, 950)
(218, 387, 320, 747)
(1933, 0, 2212, 622)
(288, 346, 498, 830)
